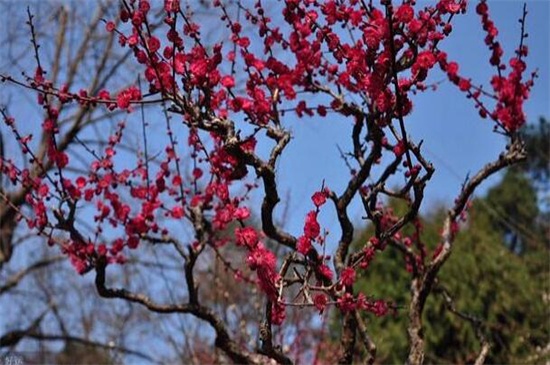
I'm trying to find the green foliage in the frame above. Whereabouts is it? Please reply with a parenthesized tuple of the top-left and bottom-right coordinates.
(519, 117, 550, 187)
(484, 169, 540, 254)
(427, 205, 548, 364)
(357, 196, 549, 363)
(350, 170, 549, 364)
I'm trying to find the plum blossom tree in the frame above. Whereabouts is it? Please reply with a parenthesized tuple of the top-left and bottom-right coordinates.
(0, 2, 173, 362)
(0, 0, 538, 363)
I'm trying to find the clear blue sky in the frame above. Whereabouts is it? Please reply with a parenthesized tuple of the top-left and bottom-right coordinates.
(264, 0, 550, 238)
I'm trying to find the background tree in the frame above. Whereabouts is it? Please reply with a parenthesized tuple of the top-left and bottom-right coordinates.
(348, 118, 549, 364)
(0, 1, 215, 363)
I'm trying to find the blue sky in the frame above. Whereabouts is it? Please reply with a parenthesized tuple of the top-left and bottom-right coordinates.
(267, 0, 550, 238)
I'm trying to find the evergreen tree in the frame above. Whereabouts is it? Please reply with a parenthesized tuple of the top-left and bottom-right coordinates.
(350, 119, 549, 363)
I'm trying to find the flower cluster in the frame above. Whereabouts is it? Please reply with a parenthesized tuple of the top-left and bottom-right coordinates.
(440, 0, 535, 132)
